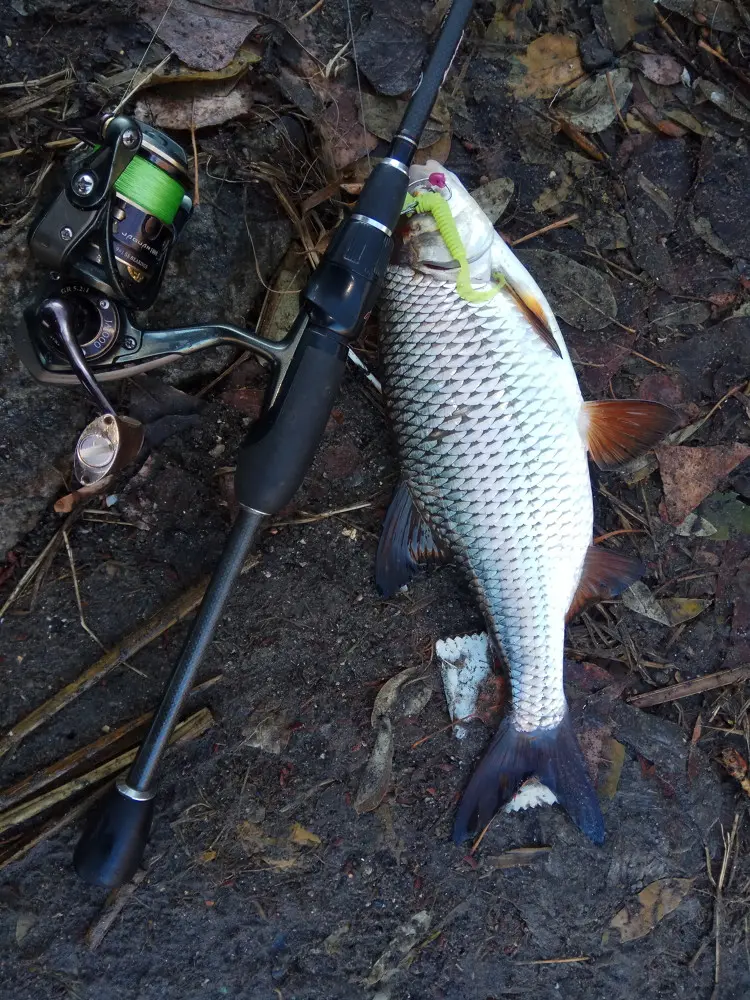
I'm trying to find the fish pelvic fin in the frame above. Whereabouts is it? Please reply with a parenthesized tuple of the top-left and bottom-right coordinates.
(583, 399, 679, 470)
(452, 714, 604, 845)
(375, 481, 445, 597)
(567, 544, 643, 620)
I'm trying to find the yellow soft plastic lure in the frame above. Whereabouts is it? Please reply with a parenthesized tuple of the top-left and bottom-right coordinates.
(403, 190, 503, 304)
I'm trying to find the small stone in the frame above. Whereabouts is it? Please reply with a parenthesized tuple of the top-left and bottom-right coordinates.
(579, 32, 615, 73)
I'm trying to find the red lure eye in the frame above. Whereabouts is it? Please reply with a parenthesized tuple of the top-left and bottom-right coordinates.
(428, 172, 446, 188)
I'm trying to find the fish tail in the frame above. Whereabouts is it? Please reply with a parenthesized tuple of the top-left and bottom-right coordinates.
(452, 713, 604, 845)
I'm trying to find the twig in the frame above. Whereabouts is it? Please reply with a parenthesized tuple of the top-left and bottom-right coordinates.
(85, 869, 148, 950)
(62, 529, 111, 654)
(697, 39, 750, 89)
(0, 68, 69, 91)
(510, 214, 579, 247)
(272, 501, 372, 527)
(629, 665, 750, 708)
(606, 70, 630, 133)
(0, 783, 111, 871)
(0, 137, 78, 160)
(300, 0, 325, 19)
(190, 118, 200, 207)
(592, 528, 646, 544)
(0, 709, 213, 835)
(517, 956, 590, 965)
(470, 818, 493, 854)
(0, 559, 257, 758)
(0, 675, 221, 811)
(0, 508, 83, 619)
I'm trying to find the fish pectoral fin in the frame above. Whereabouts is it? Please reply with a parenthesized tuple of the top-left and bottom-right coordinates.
(452, 714, 604, 845)
(498, 275, 563, 358)
(583, 399, 679, 470)
(567, 544, 644, 620)
(375, 481, 445, 598)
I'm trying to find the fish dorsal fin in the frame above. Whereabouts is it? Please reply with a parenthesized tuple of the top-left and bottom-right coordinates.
(567, 544, 643, 620)
(583, 399, 678, 470)
(375, 481, 445, 598)
(498, 275, 562, 358)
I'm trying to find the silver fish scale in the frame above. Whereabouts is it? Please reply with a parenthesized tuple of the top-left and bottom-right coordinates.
(380, 267, 593, 732)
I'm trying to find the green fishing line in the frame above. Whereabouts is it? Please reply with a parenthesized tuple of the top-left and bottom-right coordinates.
(114, 156, 185, 225)
(403, 190, 501, 304)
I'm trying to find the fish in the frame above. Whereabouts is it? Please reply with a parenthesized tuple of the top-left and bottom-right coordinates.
(375, 161, 678, 844)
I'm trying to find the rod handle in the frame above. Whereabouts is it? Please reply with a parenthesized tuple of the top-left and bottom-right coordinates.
(74, 781, 154, 888)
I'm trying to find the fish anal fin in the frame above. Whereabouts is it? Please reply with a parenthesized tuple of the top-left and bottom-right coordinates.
(500, 278, 562, 358)
(375, 481, 444, 598)
(452, 714, 604, 845)
(584, 399, 679, 470)
(567, 544, 643, 620)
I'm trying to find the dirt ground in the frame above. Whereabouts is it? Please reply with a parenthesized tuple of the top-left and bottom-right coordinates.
(1, 2, 750, 998)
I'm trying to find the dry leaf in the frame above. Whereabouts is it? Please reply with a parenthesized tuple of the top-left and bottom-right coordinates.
(515, 249, 617, 331)
(598, 738, 626, 799)
(135, 78, 255, 130)
(365, 911, 431, 986)
(139, 0, 259, 71)
(147, 44, 261, 86)
(354, 665, 433, 814)
(484, 847, 551, 869)
(602, 0, 656, 51)
(557, 69, 632, 134)
(237, 821, 275, 854)
(609, 878, 694, 942)
(656, 444, 750, 525)
(659, 0, 743, 32)
(622, 582, 671, 625)
(198, 849, 217, 863)
(262, 856, 298, 870)
(242, 705, 291, 756)
(510, 34, 583, 99)
(323, 922, 350, 956)
(695, 78, 750, 125)
(633, 53, 684, 87)
(289, 823, 321, 846)
(353, 719, 394, 814)
(15, 913, 36, 945)
(471, 177, 514, 224)
(660, 597, 712, 626)
(359, 92, 450, 149)
(318, 80, 379, 171)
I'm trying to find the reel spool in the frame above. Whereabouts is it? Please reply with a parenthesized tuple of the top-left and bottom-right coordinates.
(23, 113, 193, 484)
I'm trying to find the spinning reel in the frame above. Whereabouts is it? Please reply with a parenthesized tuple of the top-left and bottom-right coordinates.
(16, 111, 291, 485)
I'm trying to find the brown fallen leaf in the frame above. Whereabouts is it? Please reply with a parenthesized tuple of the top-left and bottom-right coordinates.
(656, 443, 750, 525)
(632, 53, 684, 87)
(139, 0, 259, 71)
(660, 597, 712, 626)
(354, 666, 433, 814)
(557, 68, 632, 134)
(353, 720, 394, 814)
(135, 78, 255, 130)
(603, 0, 656, 51)
(608, 878, 694, 942)
(509, 34, 583, 100)
(598, 738, 626, 799)
(289, 822, 321, 846)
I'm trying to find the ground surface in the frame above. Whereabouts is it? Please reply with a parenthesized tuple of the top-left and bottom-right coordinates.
(1, 2, 750, 998)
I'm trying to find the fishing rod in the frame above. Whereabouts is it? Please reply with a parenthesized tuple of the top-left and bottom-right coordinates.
(14, 0, 474, 888)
